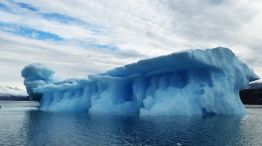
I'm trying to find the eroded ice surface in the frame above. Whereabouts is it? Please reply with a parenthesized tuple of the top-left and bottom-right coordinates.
(21, 47, 259, 116)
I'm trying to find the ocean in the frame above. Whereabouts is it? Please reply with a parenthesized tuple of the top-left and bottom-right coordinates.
(0, 101, 262, 146)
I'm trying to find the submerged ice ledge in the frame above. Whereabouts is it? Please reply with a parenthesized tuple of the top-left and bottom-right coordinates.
(21, 47, 259, 116)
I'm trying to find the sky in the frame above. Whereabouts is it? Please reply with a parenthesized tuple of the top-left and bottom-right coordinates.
(0, 0, 262, 89)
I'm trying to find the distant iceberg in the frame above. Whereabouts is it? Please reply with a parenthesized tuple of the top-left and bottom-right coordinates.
(21, 47, 259, 116)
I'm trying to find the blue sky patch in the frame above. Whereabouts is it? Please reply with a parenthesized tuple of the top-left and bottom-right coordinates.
(16, 2, 38, 12)
(0, 22, 63, 41)
(96, 44, 119, 51)
(41, 13, 84, 24)
(41, 12, 105, 34)
(0, 2, 11, 12)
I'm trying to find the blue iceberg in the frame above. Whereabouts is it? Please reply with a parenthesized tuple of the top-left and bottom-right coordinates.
(21, 47, 259, 116)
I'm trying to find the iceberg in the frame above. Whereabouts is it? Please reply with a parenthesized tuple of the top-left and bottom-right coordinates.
(21, 47, 259, 116)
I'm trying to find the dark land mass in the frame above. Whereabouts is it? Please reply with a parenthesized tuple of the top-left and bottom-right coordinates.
(0, 95, 30, 101)
(240, 88, 262, 105)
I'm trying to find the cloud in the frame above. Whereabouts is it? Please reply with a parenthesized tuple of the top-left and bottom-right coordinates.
(148, 0, 262, 78)
(155, 0, 255, 41)
(0, 0, 262, 88)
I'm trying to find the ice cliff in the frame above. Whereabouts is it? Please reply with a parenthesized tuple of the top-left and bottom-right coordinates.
(21, 47, 259, 116)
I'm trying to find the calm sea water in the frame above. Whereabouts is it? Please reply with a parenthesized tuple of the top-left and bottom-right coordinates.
(1, 102, 262, 146)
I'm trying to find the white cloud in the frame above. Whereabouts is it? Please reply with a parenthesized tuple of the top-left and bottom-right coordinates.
(0, 0, 262, 89)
